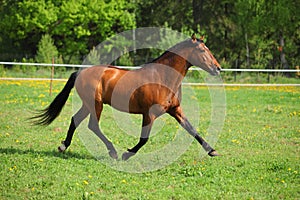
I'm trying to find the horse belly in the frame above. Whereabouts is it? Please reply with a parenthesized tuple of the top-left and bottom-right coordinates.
(104, 86, 143, 114)
(108, 85, 166, 115)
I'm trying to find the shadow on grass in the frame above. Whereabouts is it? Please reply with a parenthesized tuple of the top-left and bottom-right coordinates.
(0, 147, 99, 161)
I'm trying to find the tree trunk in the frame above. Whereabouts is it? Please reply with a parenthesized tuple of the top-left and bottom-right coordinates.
(279, 33, 290, 77)
(192, 0, 204, 31)
(245, 33, 250, 67)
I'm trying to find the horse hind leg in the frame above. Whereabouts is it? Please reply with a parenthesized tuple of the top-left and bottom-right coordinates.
(87, 100, 118, 159)
(58, 105, 89, 152)
(122, 114, 154, 161)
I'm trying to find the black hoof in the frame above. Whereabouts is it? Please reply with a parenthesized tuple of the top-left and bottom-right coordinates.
(122, 151, 135, 161)
(208, 150, 220, 157)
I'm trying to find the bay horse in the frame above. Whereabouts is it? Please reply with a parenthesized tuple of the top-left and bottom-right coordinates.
(32, 34, 221, 161)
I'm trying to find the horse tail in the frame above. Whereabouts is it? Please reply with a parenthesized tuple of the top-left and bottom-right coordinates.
(31, 71, 78, 126)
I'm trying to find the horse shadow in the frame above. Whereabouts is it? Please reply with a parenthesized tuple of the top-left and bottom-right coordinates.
(0, 147, 99, 161)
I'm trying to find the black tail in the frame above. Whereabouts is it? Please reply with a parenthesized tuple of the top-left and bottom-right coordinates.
(30, 71, 78, 126)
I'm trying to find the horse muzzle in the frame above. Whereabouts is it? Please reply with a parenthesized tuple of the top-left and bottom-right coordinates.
(210, 65, 221, 76)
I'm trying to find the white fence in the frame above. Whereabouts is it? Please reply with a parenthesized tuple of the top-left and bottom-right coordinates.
(0, 62, 300, 87)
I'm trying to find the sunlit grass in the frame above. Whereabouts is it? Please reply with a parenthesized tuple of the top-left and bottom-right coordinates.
(0, 80, 299, 199)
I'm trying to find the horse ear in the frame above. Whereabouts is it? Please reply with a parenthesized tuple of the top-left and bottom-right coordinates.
(200, 35, 205, 42)
(191, 33, 197, 43)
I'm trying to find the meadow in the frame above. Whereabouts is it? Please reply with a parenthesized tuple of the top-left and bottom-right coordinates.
(0, 79, 299, 199)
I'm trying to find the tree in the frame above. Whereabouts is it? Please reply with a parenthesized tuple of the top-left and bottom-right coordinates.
(35, 34, 58, 63)
(0, 0, 299, 70)
(0, 0, 136, 63)
(136, 0, 193, 31)
(51, 0, 136, 63)
(85, 46, 101, 65)
(234, 0, 300, 69)
(0, 0, 58, 58)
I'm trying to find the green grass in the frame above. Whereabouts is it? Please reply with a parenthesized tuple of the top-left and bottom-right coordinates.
(0, 80, 299, 199)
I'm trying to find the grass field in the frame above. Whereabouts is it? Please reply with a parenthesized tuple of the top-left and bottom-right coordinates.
(0, 79, 299, 199)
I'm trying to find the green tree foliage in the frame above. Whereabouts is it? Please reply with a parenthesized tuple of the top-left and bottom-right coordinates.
(0, 0, 58, 58)
(0, 0, 136, 63)
(136, 0, 193, 31)
(234, 0, 300, 69)
(0, 0, 299, 70)
(138, 0, 299, 69)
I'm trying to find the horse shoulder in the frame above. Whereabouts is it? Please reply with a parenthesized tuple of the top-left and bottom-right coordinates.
(100, 67, 129, 104)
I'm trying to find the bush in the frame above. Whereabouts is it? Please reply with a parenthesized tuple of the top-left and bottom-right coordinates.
(0, 65, 5, 76)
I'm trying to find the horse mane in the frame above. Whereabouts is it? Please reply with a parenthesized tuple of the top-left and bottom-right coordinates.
(150, 39, 196, 63)
(150, 50, 171, 63)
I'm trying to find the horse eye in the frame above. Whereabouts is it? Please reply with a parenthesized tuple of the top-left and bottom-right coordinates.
(196, 44, 202, 49)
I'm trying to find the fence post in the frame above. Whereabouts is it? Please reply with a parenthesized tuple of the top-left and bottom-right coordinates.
(234, 59, 238, 82)
(49, 57, 54, 96)
(296, 66, 300, 77)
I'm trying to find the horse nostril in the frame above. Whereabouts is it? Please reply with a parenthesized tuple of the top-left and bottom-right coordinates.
(217, 66, 221, 71)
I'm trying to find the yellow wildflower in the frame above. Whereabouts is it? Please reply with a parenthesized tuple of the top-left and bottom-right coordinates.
(83, 180, 89, 185)
(121, 179, 127, 184)
(38, 94, 45, 98)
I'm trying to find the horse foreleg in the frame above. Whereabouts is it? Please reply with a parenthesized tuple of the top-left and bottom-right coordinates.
(122, 114, 154, 161)
(58, 105, 89, 152)
(181, 118, 219, 156)
(168, 106, 219, 157)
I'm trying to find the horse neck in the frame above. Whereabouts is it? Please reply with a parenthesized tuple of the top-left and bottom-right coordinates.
(153, 51, 192, 78)
(148, 51, 191, 92)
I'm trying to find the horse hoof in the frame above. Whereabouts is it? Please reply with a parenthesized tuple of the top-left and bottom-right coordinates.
(122, 151, 135, 161)
(58, 145, 66, 152)
(208, 150, 220, 157)
(109, 150, 118, 160)
(58, 142, 66, 152)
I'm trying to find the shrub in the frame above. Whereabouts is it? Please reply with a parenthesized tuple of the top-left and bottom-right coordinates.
(0, 64, 5, 76)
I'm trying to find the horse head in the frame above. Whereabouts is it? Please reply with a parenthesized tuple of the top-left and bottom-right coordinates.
(188, 34, 221, 76)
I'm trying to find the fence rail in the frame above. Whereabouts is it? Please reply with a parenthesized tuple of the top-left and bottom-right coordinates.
(1, 61, 300, 72)
(1, 62, 299, 87)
